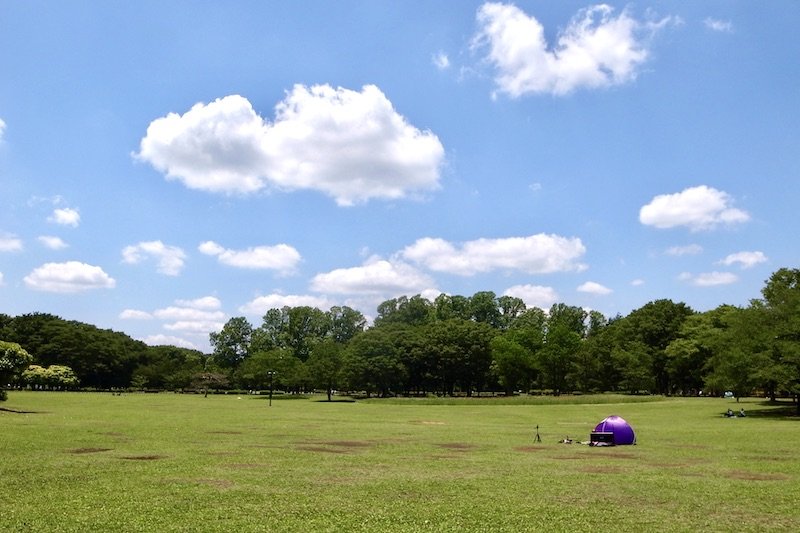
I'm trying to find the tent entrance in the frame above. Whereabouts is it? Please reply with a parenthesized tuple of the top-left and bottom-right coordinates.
(590, 431, 615, 445)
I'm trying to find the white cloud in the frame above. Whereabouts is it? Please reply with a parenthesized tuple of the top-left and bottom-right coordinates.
(163, 320, 226, 333)
(473, 3, 671, 97)
(48, 207, 81, 227)
(577, 281, 613, 295)
(122, 240, 187, 276)
(141, 334, 198, 350)
(432, 51, 450, 70)
(119, 309, 154, 320)
(129, 297, 227, 342)
(153, 306, 225, 322)
(175, 296, 222, 310)
(38, 235, 69, 250)
(136, 85, 445, 205)
(639, 185, 750, 231)
(199, 240, 301, 273)
(503, 284, 559, 310)
(401, 233, 586, 276)
(631, 278, 645, 286)
(704, 18, 733, 33)
(0, 234, 23, 252)
(239, 293, 334, 315)
(717, 251, 767, 270)
(24, 261, 116, 293)
(0, 118, 5, 141)
(665, 244, 703, 256)
(0, 272, 4, 286)
(310, 257, 435, 296)
(679, 271, 738, 287)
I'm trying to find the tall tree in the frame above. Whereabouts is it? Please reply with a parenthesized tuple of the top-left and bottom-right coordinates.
(618, 300, 694, 394)
(327, 306, 367, 344)
(375, 295, 433, 327)
(759, 268, 800, 409)
(307, 340, 344, 401)
(210, 317, 253, 369)
(470, 291, 501, 327)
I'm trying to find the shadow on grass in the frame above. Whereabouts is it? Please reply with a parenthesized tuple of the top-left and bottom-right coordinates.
(0, 407, 42, 414)
(732, 400, 800, 420)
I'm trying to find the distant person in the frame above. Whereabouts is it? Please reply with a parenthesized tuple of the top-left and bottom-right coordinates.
(725, 408, 734, 418)
(738, 408, 746, 417)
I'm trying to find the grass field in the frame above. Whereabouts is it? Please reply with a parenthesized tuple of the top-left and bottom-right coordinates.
(1, 392, 798, 532)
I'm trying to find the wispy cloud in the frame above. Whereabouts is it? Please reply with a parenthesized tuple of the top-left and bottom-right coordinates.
(38, 236, 69, 250)
(199, 240, 301, 274)
(679, 271, 738, 287)
(665, 244, 703, 256)
(400, 233, 587, 276)
(122, 241, 187, 276)
(432, 51, 450, 70)
(48, 207, 81, 227)
(704, 18, 733, 33)
(0, 233, 23, 252)
(577, 281, 613, 295)
(472, 3, 674, 97)
(717, 251, 767, 269)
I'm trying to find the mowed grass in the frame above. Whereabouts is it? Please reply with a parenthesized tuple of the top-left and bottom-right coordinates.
(1, 392, 798, 532)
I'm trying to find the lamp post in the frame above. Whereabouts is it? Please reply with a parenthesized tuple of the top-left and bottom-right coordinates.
(267, 371, 276, 407)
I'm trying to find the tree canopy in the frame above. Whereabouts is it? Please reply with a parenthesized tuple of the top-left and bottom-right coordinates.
(2, 269, 799, 409)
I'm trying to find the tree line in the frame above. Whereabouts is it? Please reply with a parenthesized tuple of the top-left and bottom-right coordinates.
(2, 268, 799, 410)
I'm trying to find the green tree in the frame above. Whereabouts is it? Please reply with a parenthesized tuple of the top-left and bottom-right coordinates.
(490, 334, 533, 394)
(759, 268, 800, 410)
(344, 328, 406, 397)
(432, 294, 471, 321)
(704, 305, 772, 401)
(469, 291, 501, 328)
(327, 306, 366, 344)
(1, 340, 33, 400)
(375, 295, 433, 327)
(210, 317, 253, 369)
(307, 340, 344, 401)
(252, 306, 329, 361)
(617, 300, 694, 394)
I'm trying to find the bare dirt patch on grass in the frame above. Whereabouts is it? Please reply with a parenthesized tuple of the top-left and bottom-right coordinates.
(296, 445, 351, 454)
(579, 465, 624, 474)
(436, 443, 476, 451)
(414, 420, 445, 425)
(514, 445, 546, 452)
(119, 454, 166, 461)
(294, 440, 374, 454)
(588, 451, 638, 460)
(226, 463, 270, 470)
(68, 447, 112, 454)
(207, 430, 243, 435)
(192, 478, 235, 489)
(725, 470, 790, 481)
(320, 440, 372, 448)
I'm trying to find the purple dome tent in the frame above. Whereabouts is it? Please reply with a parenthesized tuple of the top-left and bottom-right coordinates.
(590, 415, 636, 445)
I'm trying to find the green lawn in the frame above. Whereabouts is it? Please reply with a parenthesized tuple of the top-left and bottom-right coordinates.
(1, 392, 798, 532)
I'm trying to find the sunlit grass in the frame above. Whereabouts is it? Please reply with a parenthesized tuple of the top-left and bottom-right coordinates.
(2, 392, 798, 532)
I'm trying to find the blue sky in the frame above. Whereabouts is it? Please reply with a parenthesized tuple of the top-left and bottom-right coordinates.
(1, 1, 798, 351)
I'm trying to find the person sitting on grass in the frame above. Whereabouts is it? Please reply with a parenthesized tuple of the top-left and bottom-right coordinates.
(738, 408, 746, 417)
